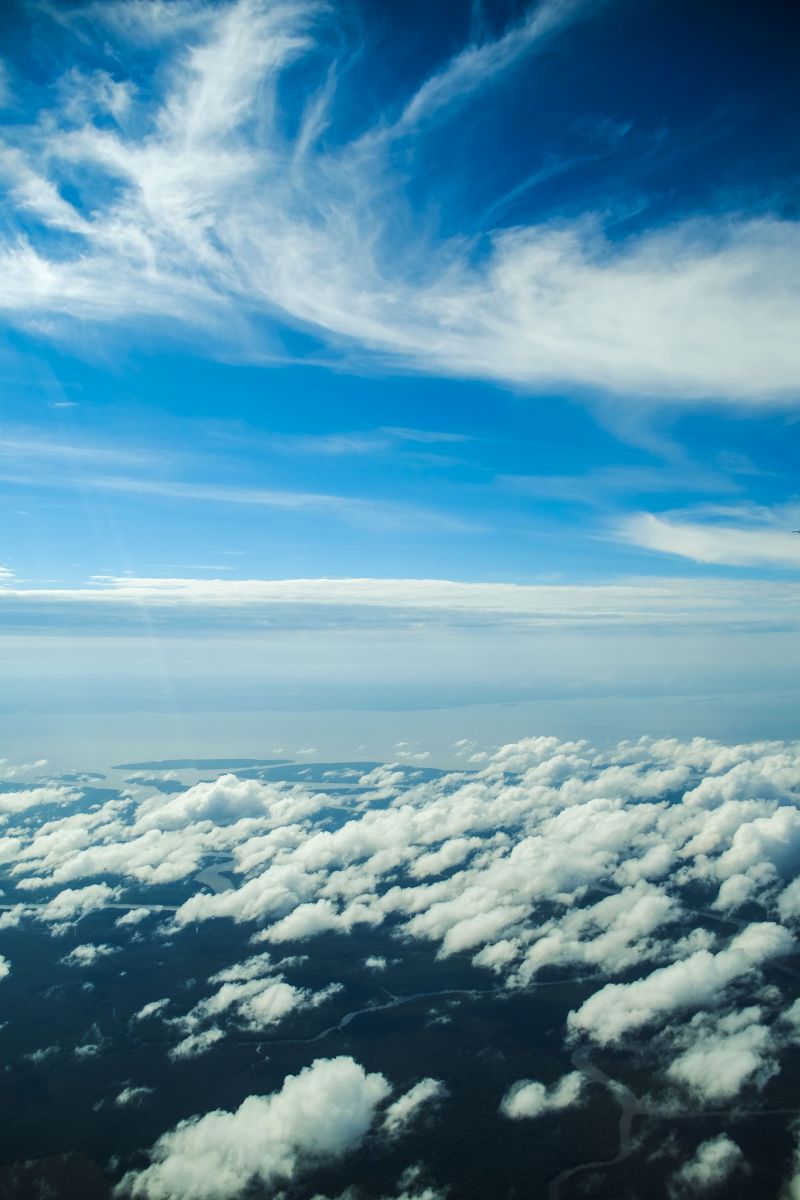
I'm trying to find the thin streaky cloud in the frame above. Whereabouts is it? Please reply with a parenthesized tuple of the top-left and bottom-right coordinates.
(0, 467, 479, 534)
(0, 430, 170, 470)
(390, 0, 599, 134)
(501, 464, 742, 505)
(3, 575, 800, 633)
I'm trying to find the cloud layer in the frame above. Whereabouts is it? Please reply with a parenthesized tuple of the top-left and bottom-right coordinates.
(5, 732, 800, 1191)
(3, 572, 800, 632)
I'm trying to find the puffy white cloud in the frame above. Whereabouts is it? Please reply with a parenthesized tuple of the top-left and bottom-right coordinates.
(515, 881, 678, 982)
(209, 953, 275, 983)
(382, 1079, 447, 1136)
(41, 883, 121, 927)
(712, 873, 756, 912)
(115, 1056, 391, 1200)
(116, 906, 153, 927)
(133, 774, 324, 831)
(133, 999, 170, 1022)
(61, 942, 117, 967)
(0, 784, 74, 814)
(0, 954, 10, 980)
(168, 951, 343, 1045)
(669, 1135, 745, 1196)
(500, 1071, 584, 1119)
(0, 905, 26, 929)
(666, 1008, 778, 1102)
(177, 974, 339, 1035)
(568, 923, 794, 1045)
(168, 1028, 224, 1063)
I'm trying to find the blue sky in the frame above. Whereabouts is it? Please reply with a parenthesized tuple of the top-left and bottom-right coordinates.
(0, 0, 799, 753)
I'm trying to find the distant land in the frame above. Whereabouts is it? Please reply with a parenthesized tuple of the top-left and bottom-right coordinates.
(113, 758, 292, 771)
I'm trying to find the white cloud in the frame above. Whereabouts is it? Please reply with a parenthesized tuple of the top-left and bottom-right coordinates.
(567, 923, 794, 1044)
(666, 1007, 778, 1102)
(174, 968, 340, 1036)
(61, 942, 117, 967)
(133, 999, 170, 1022)
(209, 953, 275, 983)
(364, 955, 388, 971)
(41, 883, 121, 927)
(778, 878, 800, 922)
(115, 1085, 154, 1107)
(0, 783, 74, 814)
(133, 774, 323, 831)
(115, 1056, 391, 1200)
(4, 574, 800, 633)
(0, 954, 10, 981)
(515, 880, 678, 981)
(500, 1071, 584, 1119)
(618, 511, 800, 568)
(669, 1135, 745, 1196)
(168, 1027, 224, 1062)
(4, 571, 800, 638)
(712, 873, 756, 912)
(116, 906, 153, 927)
(382, 1079, 447, 1136)
(388, 0, 592, 133)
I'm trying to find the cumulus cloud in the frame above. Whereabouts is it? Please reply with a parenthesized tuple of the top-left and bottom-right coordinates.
(568, 923, 794, 1045)
(666, 1007, 778, 1102)
(115, 1056, 391, 1200)
(61, 942, 117, 967)
(669, 1135, 745, 1196)
(133, 999, 170, 1022)
(515, 880, 679, 982)
(174, 972, 341, 1035)
(0, 783, 74, 814)
(382, 1079, 447, 1136)
(40, 884, 121, 928)
(133, 774, 324, 831)
(364, 955, 388, 971)
(116, 906, 153, 927)
(500, 1071, 585, 1119)
(168, 1028, 224, 1063)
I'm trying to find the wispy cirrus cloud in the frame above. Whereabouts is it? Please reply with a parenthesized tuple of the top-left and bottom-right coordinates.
(0, 423, 476, 532)
(383, 0, 596, 135)
(0, 470, 476, 533)
(1, 0, 799, 406)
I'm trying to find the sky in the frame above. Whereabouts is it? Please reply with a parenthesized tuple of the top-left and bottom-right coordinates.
(0, 0, 799, 761)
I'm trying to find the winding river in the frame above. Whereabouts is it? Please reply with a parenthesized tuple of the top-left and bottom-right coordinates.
(546, 1047, 647, 1200)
